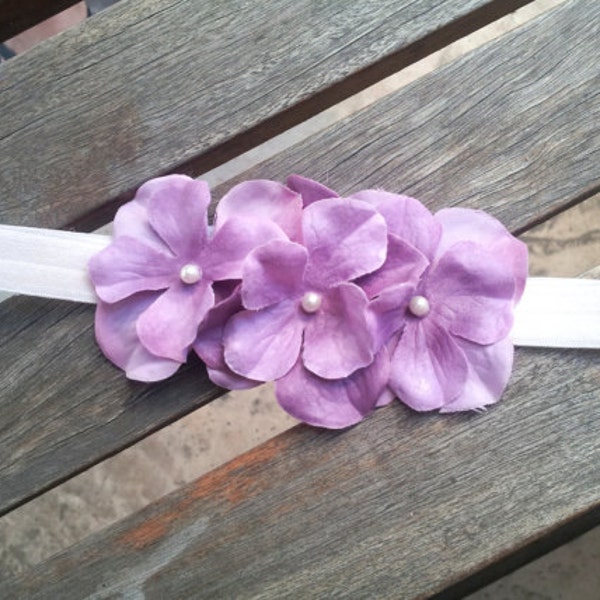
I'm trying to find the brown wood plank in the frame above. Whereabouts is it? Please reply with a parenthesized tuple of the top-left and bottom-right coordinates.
(3, 292, 598, 598)
(0, 0, 533, 232)
(1, 0, 598, 522)
(0, 0, 80, 41)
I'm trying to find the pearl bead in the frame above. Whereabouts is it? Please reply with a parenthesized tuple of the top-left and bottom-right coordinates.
(179, 263, 202, 285)
(301, 291, 322, 314)
(408, 295, 430, 318)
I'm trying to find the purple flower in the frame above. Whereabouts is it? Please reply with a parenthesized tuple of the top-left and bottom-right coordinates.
(250, 176, 413, 426)
(224, 197, 387, 379)
(194, 174, 391, 427)
(89, 175, 300, 381)
(355, 190, 528, 412)
(193, 283, 261, 390)
(88, 171, 527, 427)
(220, 193, 389, 427)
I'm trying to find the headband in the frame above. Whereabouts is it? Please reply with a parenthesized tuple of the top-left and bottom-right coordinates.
(1, 175, 598, 428)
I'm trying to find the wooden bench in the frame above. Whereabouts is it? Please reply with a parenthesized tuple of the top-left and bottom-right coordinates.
(1, 0, 599, 597)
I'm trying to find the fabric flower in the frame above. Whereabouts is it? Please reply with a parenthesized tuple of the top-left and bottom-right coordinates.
(89, 175, 299, 381)
(224, 197, 387, 380)
(218, 192, 389, 428)
(196, 175, 392, 428)
(193, 283, 260, 390)
(355, 190, 528, 412)
(199, 176, 389, 428)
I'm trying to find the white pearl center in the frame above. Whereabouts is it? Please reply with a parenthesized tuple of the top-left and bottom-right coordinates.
(408, 295, 430, 318)
(301, 291, 322, 314)
(179, 263, 202, 285)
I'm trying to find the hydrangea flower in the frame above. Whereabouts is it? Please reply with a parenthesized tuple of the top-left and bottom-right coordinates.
(193, 283, 260, 390)
(191, 175, 391, 427)
(220, 192, 389, 427)
(353, 190, 528, 412)
(89, 175, 300, 381)
(223, 196, 387, 379)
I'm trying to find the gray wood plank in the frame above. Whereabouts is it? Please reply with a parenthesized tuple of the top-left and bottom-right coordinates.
(0, 0, 532, 231)
(5, 0, 595, 595)
(215, 0, 600, 232)
(0, 297, 225, 515)
(0, 0, 598, 525)
(0, 0, 80, 41)
(3, 297, 598, 598)
(2, 1, 600, 594)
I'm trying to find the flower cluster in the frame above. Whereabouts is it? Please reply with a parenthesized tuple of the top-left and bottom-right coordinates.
(89, 174, 527, 428)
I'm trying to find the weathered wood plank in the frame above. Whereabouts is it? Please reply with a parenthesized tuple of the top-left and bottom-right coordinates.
(0, 0, 598, 520)
(0, 296, 231, 507)
(0, 298, 226, 514)
(215, 0, 600, 232)
(0, 0, 533, 231)
(3, 321, 598, 598)
(0, 0, 80, 41)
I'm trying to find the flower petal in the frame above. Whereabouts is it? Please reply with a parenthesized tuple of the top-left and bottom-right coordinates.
(427, 242, 515, 344)
(89, 237, 177, 303)
(202, 216, 287, 281)
(358, 234, 429, 299)
(303, 283, 374, 378)
(207, 366, 260, 390)
(224, 300, 303, 381)
(366, 282, 414, 351)
(137, 280, 214, 362)
(113, 198, 165, 253)
(351, 189, 441, 260)
(193, 287, 262, 390)
(286, 174, 338, 206)
(215, 180, 303, 241)
(389, 318, 468, 411)
(194, 286, 242, 368)
(440, 337, 514, 412)
(241, 240, 308, 310)
(276, 349, 389, 428)
(303, 197, 387, 289)
(435, 207, 528, 302)
(95, 293, 181, 382)
(376, 386, 395, 408)
(146, 177, 210, 260)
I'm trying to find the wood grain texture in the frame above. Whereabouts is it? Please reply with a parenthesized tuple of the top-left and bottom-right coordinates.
(0, 0, 598, 521)
(1, 1, 599, 596)
(0, 0, 80, 41)
(0, 297, 224, 516)
(215, 0, 600, 233)
(0, 0, 533, 231)
(3, 335, 598, 598)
